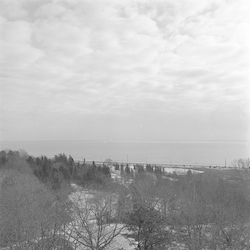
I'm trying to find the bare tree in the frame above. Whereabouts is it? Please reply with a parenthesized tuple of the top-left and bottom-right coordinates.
(0, 170, 72, 250)
(173, 174, 250, 250)
(231, 158, 250, 169)
(124, 173, 172, 250)
(65, 187, 125, 250)
(155, 177, 178, 219)
(206, 178, 250, 250)
(175, 186, 209, 250)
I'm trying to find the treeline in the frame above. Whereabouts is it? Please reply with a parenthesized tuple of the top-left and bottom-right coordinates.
(0, 150, 111, 190)
(113, 162, 163, 175)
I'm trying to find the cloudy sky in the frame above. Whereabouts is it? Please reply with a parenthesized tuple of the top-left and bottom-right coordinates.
(0, 0, 249, 142)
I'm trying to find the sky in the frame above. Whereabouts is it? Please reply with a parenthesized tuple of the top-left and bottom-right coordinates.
(0, 0, 249, 142)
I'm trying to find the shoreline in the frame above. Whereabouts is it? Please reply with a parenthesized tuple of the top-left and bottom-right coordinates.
(74, 159, 231, 170)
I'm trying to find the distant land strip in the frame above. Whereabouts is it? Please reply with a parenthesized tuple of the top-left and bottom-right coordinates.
(74, 159, 229, 169)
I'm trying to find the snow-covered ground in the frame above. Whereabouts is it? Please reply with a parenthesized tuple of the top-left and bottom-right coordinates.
(162, 167, 203, 175)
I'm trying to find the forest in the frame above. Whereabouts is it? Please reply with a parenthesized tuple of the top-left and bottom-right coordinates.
(0, 149, 250, 250)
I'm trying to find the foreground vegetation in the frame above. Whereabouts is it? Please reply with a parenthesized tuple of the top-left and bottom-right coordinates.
(0, 150, 250, 250)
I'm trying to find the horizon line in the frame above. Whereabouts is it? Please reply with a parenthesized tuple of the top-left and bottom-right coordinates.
(1, 139, 249, 143)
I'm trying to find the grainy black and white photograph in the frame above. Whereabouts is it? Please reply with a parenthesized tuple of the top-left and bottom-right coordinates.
(0, 0, 249, 249)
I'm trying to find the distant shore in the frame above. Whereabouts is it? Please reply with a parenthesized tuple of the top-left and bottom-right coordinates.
(74, 159, 232, 170)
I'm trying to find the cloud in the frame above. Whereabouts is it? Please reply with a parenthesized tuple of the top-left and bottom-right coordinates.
(0, 0, 249, 140)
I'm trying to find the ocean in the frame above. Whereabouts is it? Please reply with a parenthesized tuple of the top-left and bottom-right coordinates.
(0, 140, 249, 166)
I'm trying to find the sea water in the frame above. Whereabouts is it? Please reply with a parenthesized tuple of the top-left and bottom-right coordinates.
(0, 140, 249, 166)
